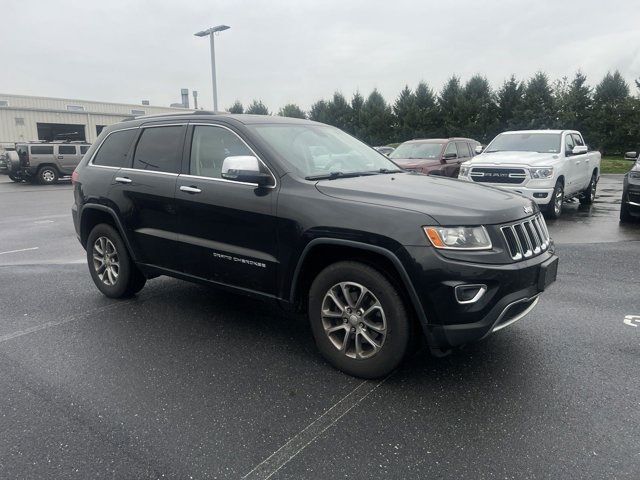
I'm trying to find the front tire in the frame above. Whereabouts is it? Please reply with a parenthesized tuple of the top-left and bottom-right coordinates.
(620, 202, 633, 223)
(308, 261, 410, 378)
(579, 173, 597, 205)
(38, 166, 58, 185)
(86, 224, 146, 298)
(545, 180, 564, 219)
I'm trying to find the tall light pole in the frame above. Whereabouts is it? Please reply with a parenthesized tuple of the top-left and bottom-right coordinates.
(194, 25, 230, 112)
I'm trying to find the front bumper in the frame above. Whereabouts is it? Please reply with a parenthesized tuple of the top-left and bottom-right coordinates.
(398, 245, 558, 348)
(483, 184, 554, 205)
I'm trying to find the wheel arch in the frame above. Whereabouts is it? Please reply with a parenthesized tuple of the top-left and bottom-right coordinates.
(290, 239, 428, 327)
(80, 204, 137, 261)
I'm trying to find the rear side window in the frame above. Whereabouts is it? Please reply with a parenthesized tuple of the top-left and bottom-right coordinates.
(31, 146, 53, 155)
(133, 126, 184, 173)
(58, 145, 76, 154)
(92, 129, 138, 168)
(80, 145, 90, 154)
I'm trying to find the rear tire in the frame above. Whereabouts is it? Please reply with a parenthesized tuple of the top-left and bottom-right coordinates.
(308, 261, 410, 378)
(579, 173, 597, 205)
(86, 223, 146, 298)
(38, 166, 58, 185)
(545, 180, 564, 219)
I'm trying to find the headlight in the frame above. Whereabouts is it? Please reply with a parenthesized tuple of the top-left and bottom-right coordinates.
(629, 170, 640, 179)
(423, 226, 492, 250)
(530, 167, 554, 179)
(459, 164, 470, 177)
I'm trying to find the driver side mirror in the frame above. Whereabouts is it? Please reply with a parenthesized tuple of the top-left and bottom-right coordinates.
(221, 156, 272, 186)
(624, 151, 638, 160)
(474, 145, 484, 154)
(442, 152, 457, 160)
(570, 145, 587, 156)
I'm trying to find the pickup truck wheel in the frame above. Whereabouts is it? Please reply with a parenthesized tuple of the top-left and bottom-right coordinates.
(86, 223, 146, 298)
(620, 203, 633, 223)
(545, 181, 564, 219)
(38, 166, 58, 185)
(579, 174, 597, 205)
(308, 261, 410, 378)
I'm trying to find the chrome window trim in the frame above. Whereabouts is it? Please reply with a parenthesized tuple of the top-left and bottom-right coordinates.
(188, 122, 277, 189)
(120, 167, 179, 177)
(178, 173, 260, 187)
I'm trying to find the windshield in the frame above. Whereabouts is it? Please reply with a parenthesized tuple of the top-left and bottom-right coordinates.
(485, 133, 561, 154)
(390, 142, 444, 160)
(249, 124, 400, 178)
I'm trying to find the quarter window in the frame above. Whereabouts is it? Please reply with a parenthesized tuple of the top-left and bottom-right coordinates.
(189, 125, 253, 179)
(92, 129, 137, 168)
(58, 145, 76, 154)
(30, 146, 53, 155)
(133, 126, 184, 173)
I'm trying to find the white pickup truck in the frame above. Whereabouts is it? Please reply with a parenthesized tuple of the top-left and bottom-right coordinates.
(458, 130, 601, 218)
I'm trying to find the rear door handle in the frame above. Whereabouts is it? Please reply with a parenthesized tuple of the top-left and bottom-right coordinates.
(115, 176, 132, 184)
(180, 185, 202, 194)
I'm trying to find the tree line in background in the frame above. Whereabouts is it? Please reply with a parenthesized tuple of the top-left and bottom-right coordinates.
(228, 71, 640, 155)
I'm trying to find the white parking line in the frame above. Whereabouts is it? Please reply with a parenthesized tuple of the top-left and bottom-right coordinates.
(242, 374, 391, 480)
(623, 315, 640, 327)
(0, 247, 39, 255)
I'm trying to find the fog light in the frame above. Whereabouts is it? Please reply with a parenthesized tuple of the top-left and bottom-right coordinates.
(534, 192, 548, 199)
(454, 284, 487, 304)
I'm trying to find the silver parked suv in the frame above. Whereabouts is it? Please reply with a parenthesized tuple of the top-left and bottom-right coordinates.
(15, 141, 91, 184)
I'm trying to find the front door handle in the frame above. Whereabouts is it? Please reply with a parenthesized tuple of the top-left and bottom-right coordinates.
(115, 176, 132, 184)
(180, 185, 202, 194)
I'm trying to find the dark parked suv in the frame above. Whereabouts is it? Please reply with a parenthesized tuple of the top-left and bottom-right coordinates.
(72, 113, 558, 378)
(389, 137, 481, 177)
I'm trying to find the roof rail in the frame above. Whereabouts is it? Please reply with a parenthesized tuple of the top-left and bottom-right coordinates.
(129, 110, 225, 120)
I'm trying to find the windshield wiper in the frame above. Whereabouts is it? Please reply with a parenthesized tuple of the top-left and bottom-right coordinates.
(305, 171, 374, 181)
(376, 168, 404, 174)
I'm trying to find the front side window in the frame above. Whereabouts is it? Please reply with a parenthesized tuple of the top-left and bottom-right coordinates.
(572, 133, 585, 146)
(189, 126, 253, 179)
(443, 142, 457, 157)
(58, 145, 76, 154)
(249, 124, 399, 178)
(390, 142, 444, 160)
(133, 126, 184, 173)
(565, 134, 575, 152)
(30, 145, 53, 155)
(93, 129, 137, 167)
(456, 142, 471, 158)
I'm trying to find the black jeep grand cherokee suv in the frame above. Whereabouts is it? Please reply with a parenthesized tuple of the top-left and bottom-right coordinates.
(72, 113, 558, 378)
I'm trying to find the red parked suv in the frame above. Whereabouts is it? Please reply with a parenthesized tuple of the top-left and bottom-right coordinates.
(389, 138, 481, 177)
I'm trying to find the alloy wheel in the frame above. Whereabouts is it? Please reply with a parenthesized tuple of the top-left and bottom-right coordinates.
(42, 169, 55, 183)
(92, 236, 120, 286)
(321, 282, 387, 359)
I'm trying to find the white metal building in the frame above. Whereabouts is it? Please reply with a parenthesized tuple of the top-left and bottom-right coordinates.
(0, 93, 191, 144)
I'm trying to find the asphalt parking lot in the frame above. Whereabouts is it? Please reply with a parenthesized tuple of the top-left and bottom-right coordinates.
(0, 174, 639, 479)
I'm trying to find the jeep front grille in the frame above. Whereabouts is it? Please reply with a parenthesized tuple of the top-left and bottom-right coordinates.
(500, 214, 550, 261)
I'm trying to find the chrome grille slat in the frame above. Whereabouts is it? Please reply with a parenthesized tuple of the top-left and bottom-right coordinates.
(501, 214, 550, 261)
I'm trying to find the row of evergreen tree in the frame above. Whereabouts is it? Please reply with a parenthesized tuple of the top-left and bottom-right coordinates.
(227, 71, 640, 154)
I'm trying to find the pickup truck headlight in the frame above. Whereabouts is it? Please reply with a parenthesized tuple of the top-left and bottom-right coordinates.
(459, 164, 471, 177)
(423, 226, 492, 250)
(530, 167, 554, 179)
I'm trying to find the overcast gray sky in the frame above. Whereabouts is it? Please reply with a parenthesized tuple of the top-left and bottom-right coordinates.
(1, 0, 639, 111)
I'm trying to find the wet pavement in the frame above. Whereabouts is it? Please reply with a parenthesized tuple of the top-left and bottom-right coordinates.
(548, 174, 640, 244)
(0, 174, 639, 479)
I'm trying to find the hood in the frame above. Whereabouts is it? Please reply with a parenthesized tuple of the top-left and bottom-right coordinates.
(315, 172, 536, 225)
(468, 151, 559, 167)
(391, 158, 440, 169)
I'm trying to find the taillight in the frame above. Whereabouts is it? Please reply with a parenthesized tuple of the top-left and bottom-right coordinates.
(71, 169, 79, 185)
